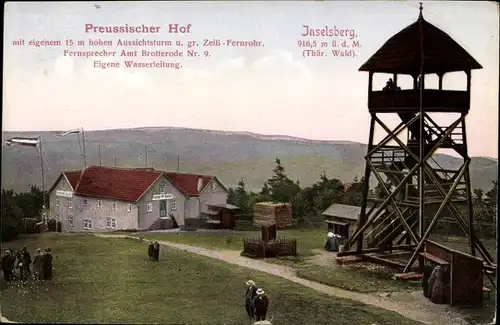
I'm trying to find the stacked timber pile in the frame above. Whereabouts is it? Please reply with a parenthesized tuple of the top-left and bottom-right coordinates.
(253, 202, 292, 228)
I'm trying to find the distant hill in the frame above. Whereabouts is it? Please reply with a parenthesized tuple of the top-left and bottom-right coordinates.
(1, 127, 497, 193)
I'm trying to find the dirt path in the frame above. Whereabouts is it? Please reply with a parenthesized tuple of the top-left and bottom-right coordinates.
(97, 234, 469, 325)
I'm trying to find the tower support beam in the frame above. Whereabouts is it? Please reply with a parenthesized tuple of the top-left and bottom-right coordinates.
(366, 159, 420, 243)
(346, 115, 462, 249)
(403, 159, 470, 272)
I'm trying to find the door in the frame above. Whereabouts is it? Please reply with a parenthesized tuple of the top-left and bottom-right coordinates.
(159, 200, 167, 219)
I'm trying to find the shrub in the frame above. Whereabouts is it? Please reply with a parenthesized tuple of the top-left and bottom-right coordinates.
(235, 220, 259, 231)
(47, 219, 57, 232)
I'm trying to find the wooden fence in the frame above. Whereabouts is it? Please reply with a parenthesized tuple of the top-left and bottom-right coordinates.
(242, 236, 297, 258)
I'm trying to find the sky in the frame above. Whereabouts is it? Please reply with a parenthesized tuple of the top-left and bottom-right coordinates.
(3, 1, 499, 158)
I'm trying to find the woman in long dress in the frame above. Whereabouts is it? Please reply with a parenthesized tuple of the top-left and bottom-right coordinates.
(430, 265, 450, 304)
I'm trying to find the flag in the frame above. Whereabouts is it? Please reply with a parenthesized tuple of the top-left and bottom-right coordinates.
(55, 128, 81, 137)
(5, 137, 39, 147)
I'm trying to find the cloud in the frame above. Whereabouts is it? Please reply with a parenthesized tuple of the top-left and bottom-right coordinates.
(250, 50, 311, 81)
(217, 57, 246, 70)
(53, 55, 75, 77)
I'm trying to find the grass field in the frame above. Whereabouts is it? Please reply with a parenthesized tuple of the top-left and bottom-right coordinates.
(138, 228, 497, 294)
(0, 233, 423, 325)
(138, 228, 324, 256)
(295, 263, 422, 293)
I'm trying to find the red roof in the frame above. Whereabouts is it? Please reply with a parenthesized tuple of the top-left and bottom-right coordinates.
(165, 172, 212, 197)
(63, 171, 83, 189)
(72, 166, 162, 202)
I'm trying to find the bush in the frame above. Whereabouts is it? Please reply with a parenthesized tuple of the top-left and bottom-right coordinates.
(234, 220, 259, 231)
(1, 217, 23, 242)
(24, 219, 39, 234)
(47, 219, 57, 232)
(236, 214, 253, 221)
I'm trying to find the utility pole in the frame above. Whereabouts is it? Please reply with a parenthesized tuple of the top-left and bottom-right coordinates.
(38, 136, 46, 224)
(81, 128, 87, 168)
(114, 154, 117, 167)
(145, 145, 148, 167)
(177, 144, 180, 172)
(98, 145, 102, 166)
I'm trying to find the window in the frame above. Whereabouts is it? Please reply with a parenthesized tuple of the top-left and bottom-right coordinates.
(171, 199, 177, 211)
(126, 204, 132, 212)
(82, 198, 88, 206)
(68, 216, 73, 227)
(97, 200, 102, 208)
(83, 219, 92, 230)
(106, 217, 117, 229)
(68, 200, 73, 209)
(211, 183, 217, 190)
(160, 182, 167, 193)
(112, 202, 117, 210)
(147, 202, 153, 213)
(55, 198, 60, 207)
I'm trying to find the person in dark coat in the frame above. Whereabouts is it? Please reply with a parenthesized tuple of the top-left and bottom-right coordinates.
(7, 250, 16, 281)
(245, 280, 258, 320)
(325, 232, 339, 252)
(427, 264, 441, 299)
(253, 288, 269, 322)
(422, 264, 434, 298)
(153, 241, 160, 261)
(1, 250, 12, 281)
(430, 265, 450, 304)
(15, 250, 25, 281)
(33, 249, 45, 282)
(148, 242, 154, 261)
(43, 248, 53, 280)
(21, 247, 32, 279)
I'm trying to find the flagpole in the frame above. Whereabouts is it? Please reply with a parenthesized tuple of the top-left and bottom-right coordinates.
(38, 136, 47, 224)
(81, 127, 87, 167)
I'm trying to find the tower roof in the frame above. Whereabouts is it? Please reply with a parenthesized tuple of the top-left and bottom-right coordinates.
(359, 4, 482, 74)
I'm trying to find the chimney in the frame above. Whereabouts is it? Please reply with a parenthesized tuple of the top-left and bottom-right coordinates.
(197, 176, 203, 192)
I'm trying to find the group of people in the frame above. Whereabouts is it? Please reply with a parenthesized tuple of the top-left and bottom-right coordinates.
(147, 241, 161, 261)
(1, 247, 53, 283)
(245, 279, 270, 322)
(382, 75, 422, 92)
(422, 264, 450, 304)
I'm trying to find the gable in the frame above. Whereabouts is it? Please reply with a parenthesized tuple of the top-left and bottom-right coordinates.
(49, 174, 73, 194)
(199, 177, 228, 195)
(48, 171, 80, 194)
(141, 174, 188, 200)
(164, 172, 212, 197)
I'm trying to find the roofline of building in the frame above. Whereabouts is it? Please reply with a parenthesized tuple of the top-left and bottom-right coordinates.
(135, 173, 165, 202)
(72, 192, 139, 203)
(197, 176, 229, 197)
(48, 173, 64, 194)
(48, 171, 79, 194)
(50, 167, 226, 201)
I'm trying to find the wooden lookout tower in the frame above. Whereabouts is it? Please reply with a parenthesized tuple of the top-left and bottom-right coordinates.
(339, 4, 496, 284)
